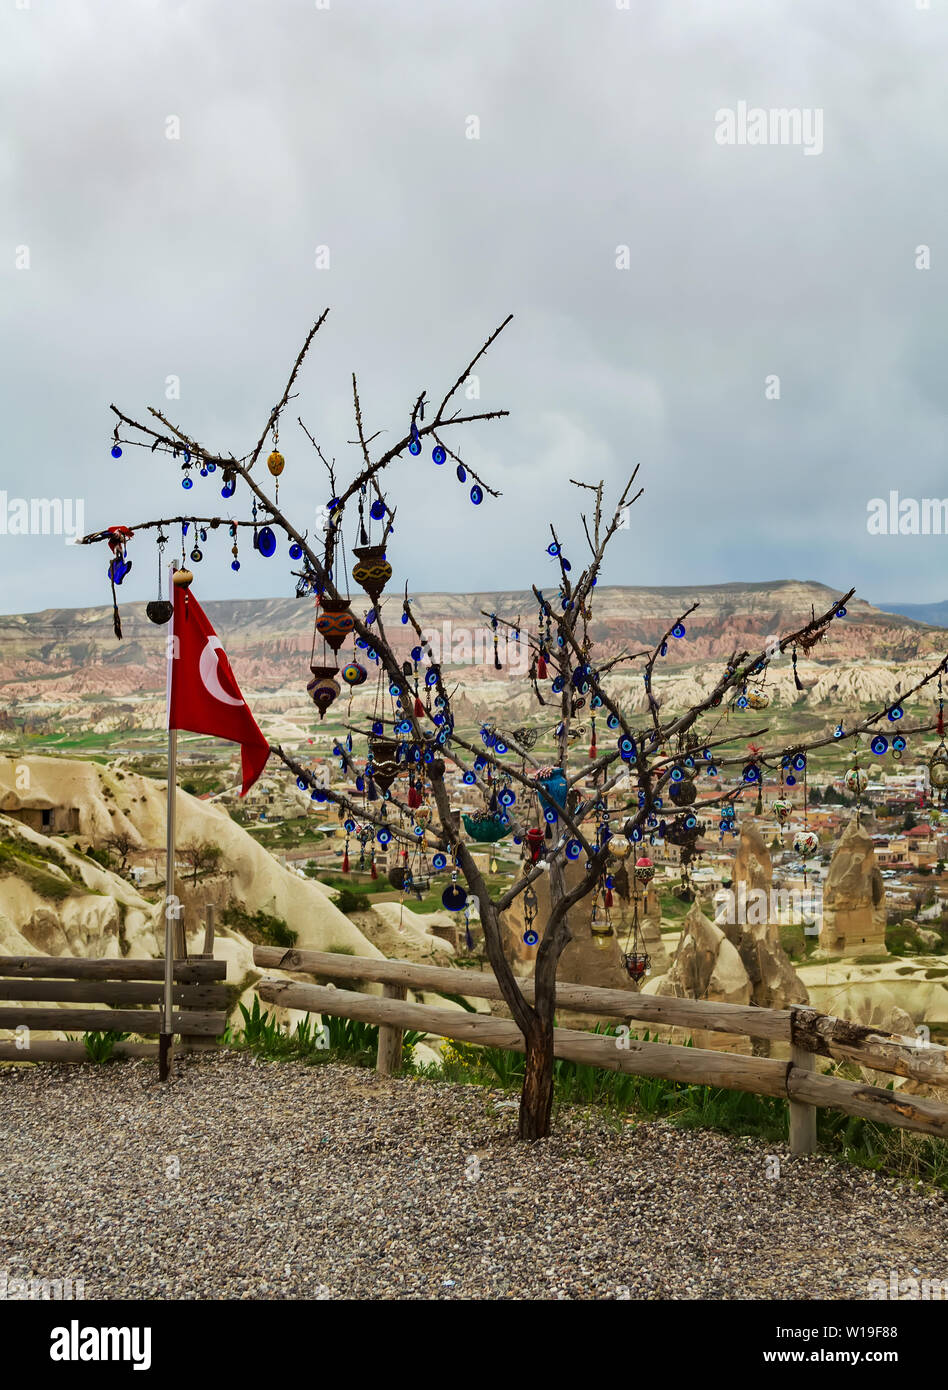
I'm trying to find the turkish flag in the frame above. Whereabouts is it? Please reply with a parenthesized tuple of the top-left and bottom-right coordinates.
(168, 585, 270, 796)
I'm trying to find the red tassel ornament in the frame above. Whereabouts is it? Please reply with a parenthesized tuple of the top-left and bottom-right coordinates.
(536, 655, 547, 680)
(414, 696, 425, 717)
(342, 852, 350, 873)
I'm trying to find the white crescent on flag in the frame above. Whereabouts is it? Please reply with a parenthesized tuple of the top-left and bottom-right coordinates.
(199, 637, 245, 707)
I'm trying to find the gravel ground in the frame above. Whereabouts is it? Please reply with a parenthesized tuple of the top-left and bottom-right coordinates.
(1, 1051, 946, 1300)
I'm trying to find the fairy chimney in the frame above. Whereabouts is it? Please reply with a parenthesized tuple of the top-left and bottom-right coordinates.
(502, 859, 638, 993)
(645, 900, 752, 1052)
(819, 818, 887, 958)
(728, 820, 807, 1022)
(733, 819, 773, 894)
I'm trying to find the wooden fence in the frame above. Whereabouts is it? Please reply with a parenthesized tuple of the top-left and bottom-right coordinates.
(254, 946, 948, 1153)
(0, 955, 228, 1062)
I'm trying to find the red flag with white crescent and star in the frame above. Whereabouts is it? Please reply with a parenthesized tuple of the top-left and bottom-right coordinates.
(167, 584, 270, 796)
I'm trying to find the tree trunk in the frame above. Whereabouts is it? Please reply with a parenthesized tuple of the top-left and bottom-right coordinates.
(516, 857, 573, 1141)
(519, 1018, 555, 1140)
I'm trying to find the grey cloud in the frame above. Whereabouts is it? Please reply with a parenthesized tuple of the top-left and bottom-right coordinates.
(1, 0, 945, 615)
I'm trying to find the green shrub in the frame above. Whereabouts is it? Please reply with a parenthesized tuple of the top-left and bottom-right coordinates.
(220, 905, 297, 949)
(333, 887, 371, 915)
(230, 1000, 422, 1071)
(80, 1030, 130, 1063)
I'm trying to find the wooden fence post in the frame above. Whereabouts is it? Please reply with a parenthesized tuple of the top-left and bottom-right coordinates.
(181, 904, 217, 1053)
(200, 903, 215, 960)
(173, 904, 187, 961)
(376, 982, 407, 1076)
(789, 1008, 818, 1155)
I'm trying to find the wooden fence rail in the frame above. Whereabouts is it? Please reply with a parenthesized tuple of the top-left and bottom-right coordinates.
(254, 947, 948, 1152)
(0, 955, 228, 1061)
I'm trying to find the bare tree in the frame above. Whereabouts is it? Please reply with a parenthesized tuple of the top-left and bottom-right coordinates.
(99, 829, 137, 874)
(179, 840, 224, 885)
(81, 312, 948, 1140)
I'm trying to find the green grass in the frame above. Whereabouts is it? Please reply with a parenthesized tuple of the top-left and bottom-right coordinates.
(0, 836, 81, 902)
(887, 921, 948, 957)
(226, 999, 423, 1070)
(658, 892, 693, 922)
(779, 921, 821, 963)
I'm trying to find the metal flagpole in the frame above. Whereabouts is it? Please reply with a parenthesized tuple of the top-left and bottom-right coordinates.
(159, 566, 177, 1081)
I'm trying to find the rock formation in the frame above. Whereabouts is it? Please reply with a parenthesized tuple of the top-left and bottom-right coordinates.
(502, 859, 639, 996)
(733, 819, 773, 893)
(652, 901, 752, 1005)
(728, 817, 800, 1028)
(819, 817, 887, 958)
(644, 901, 753, 1052)
(639, 880, 670, 976)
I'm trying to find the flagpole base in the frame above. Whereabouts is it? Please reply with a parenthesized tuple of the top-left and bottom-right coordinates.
(158, 1032, 173, 1082)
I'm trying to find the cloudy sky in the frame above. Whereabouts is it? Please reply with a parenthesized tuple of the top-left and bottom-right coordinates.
(2, 0, 946, 616)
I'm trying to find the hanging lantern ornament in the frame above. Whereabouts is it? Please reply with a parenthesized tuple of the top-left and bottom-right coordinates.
(267, 423, 284, 502)
(624, 951, 651, 983)
(590, 887, 614, 949)
(525, 826, 545, 863)
(172, 567, 193, 589)
(844, 766, 869, 794)
(145, 599, 173, 624)
(307, 663, 340, 719)
(745, 687, 770, 711)
(315, 597, 355, 654)
(793, 829, 819, 856)
(367, 736, 400, 794)
(352, 543, 393, 605)
(929, 745, 948, 792)
(607, 834, 632, 860)
(633, 855, 655, 884)
(146, 533, 174, 625)
(771, 798, 794, 825)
